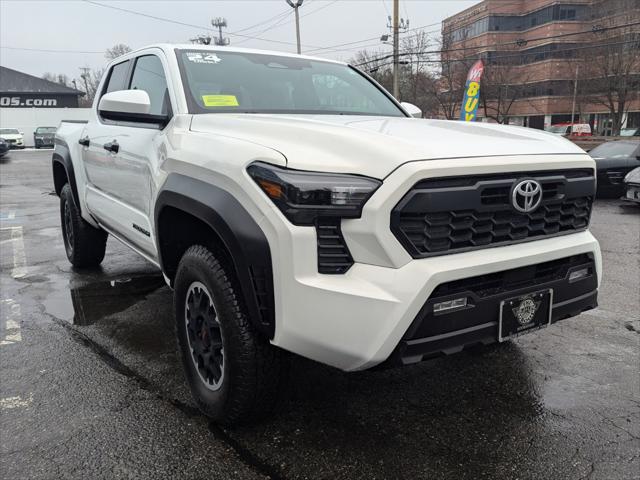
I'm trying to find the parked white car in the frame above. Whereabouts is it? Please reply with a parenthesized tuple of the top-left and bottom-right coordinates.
(0, 128, 25, 149)
(53, 44, 602, 424)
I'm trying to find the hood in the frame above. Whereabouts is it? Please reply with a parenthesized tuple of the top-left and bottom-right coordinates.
(190, 114, 586, 179)
(0, 134, 23, 140)
(625, 166, 640, 184)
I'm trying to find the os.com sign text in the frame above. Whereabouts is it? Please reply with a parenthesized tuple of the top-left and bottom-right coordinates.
(459, 60, 484, 122)
(0, 94, 77, 108)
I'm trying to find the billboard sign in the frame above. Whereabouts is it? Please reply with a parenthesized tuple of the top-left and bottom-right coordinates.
(460, 60, 484, 122)
(0, 94, 78, 108)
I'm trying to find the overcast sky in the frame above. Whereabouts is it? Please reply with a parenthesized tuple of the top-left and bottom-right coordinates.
(0, 0, 478, 82)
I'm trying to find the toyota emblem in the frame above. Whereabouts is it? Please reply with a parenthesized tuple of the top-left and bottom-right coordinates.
(511, 179, 542, 213)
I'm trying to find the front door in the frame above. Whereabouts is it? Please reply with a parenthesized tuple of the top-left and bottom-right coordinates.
(83, 53, 173, 259)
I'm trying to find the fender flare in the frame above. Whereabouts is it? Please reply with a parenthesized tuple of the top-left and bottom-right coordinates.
(52, 139, 81, 210)
(155, 174, 275, 338)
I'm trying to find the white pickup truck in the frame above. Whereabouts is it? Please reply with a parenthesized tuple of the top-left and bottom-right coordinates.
(54, 44, 601, 424)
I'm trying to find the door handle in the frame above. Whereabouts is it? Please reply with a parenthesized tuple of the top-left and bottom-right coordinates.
(78, 136, 90, 147)
(103, 140, 119, 154)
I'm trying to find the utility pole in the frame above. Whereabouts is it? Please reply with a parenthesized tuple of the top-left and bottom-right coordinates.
(286, 0, 304, 54)
(393, 0, 400, 99)
(571, 64, 579, 124)
(211, 17, 230, 46)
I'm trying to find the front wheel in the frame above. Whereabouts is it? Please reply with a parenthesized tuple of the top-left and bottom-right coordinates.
(60, 183, 107, 267)
(174, 245, 286, 425)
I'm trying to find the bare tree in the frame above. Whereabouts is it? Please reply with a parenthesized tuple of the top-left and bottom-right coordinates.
(479, 51, 532, 124)
(352, 48, 393, 90)
(423, 37, 474, 120)
(577, 8, 640, 135)
(105, 43, 132, 61)
(42, 72, 71, 87)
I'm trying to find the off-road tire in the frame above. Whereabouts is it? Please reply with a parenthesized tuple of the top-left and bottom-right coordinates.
(60, 183, 107, 267)
(174, 245, 286, 425)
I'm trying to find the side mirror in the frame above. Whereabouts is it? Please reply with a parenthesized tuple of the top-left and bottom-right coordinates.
(401, 102, 422, 119)
(19, 131, 24, 136)
(98, 90, 169, 126)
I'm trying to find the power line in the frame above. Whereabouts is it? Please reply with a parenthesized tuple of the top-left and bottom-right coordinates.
(0, 46, 104, 54)
(363, 38, 640, 71)
(81, 0, 319, 48)
(232, 8, 291, 35)
(354, 20, 640, 67)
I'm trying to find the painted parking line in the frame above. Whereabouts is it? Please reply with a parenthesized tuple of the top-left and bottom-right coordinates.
(0, 298, 22, 346)
(1, 209, 26, 346)
(0, 393, 33, 409)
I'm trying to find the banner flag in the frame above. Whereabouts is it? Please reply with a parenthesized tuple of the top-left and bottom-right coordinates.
(460, 60, 484, 122)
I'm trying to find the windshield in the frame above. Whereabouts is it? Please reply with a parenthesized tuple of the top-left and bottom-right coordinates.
(177, 49, 404, 117)
(35, 127, 56, 134)
(620, 128, 638, 137)
(0, 129, 20, 135)
(589, 141, 639, 158)
(545, 125, 569, 134)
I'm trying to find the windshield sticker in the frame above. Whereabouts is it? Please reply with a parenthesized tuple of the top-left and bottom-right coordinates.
(202, 95, 239, 107)
(186, 52, 221, 64)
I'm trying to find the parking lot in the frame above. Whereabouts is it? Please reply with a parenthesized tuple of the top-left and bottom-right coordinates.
(1, 149, 638, 479)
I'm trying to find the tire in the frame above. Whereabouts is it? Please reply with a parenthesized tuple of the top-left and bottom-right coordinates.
(174, 245, 286, 425)
(60, 183, 108, 267)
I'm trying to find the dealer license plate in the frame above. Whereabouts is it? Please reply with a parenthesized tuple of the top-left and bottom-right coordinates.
(498, 289, 553, 342)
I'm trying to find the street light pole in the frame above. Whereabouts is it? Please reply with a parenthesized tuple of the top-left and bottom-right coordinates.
(392, 0, 400, 99)
(571, 64, 579, 124)
(286, 0, 304, 54)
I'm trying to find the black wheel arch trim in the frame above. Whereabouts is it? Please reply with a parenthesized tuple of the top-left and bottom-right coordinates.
(155, 173, 275, 338)
(52, 138, 81, 211)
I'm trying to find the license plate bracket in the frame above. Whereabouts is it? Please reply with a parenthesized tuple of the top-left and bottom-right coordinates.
(498, 289, 553, 342)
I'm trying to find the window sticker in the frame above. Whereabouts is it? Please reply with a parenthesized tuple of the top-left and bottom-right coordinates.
(202, 95, 239, 107)
(186, 52, 221, 64)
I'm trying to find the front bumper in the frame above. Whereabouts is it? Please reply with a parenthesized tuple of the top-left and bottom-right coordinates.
(623, 183, 640, 204)
(268, 228, 601, 371)
(385, 253, 597, 366)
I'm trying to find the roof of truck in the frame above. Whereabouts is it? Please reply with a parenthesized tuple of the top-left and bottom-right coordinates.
(124, 43, 348, 66)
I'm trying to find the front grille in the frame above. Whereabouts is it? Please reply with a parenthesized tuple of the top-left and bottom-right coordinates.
(316, 220, 353, 274)
(392, 170, 595, 258)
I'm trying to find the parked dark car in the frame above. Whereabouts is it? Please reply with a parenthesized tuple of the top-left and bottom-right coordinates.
(33, 126, 57, 149)
(0, 138, 9, 158)
(589, 140, 640, 197)
(623, 167, 640, 205)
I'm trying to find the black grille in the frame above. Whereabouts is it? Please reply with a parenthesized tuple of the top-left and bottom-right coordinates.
(316, 220, 353, 274)
(392, 170, 595, 258)
(431, 253, 592, 299)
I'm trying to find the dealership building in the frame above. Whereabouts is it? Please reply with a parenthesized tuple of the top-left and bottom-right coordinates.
(442, 0, 640, 133)
(0, 66, 90, 146)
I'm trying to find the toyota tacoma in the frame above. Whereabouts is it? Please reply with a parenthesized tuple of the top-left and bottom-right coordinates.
(53, 45, 601, 424)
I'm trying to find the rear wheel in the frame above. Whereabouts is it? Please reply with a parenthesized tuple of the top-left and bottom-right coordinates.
(60, 183, 107, 267)
(174, 245, 286, 425)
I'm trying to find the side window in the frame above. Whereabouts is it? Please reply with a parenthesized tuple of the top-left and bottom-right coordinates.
(129, 55, 171, 116)
(104, 60, 130, 94)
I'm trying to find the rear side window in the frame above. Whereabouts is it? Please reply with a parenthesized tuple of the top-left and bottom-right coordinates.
(129, 55, 171, 116)
(104, 60, 130, 94)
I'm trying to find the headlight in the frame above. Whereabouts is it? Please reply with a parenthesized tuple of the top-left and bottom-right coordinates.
(247, 162, 381, 226)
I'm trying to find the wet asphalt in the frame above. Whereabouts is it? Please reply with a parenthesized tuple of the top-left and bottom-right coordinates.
(1, 149, 639, 480)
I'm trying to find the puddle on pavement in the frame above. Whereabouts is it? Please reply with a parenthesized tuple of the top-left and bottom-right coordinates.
(44, 275, 166, 325)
